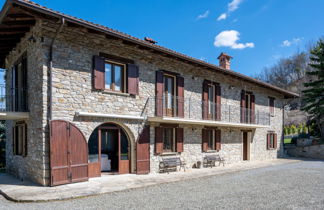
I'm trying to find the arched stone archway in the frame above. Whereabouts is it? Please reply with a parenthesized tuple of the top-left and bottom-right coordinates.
(87, 122, 136, 177)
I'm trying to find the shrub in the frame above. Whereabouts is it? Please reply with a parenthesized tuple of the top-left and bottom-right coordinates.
(287, 126, 291, 135)
(302, 125, 308, 134)
(291, 124, 297, 135)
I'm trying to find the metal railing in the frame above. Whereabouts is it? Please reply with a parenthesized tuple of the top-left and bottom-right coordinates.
(0, 85, 28, 112)
(143, 96, 270, 125)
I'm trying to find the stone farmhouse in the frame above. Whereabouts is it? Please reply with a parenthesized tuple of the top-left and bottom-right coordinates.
(0, 0, 298, 186)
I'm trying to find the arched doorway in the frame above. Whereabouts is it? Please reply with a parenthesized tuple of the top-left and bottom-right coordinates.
(88, 123, 131, 177)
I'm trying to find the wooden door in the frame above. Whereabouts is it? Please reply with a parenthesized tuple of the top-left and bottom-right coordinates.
(50, 120, 88, 186)
(119, 128, 130, 174)
(137, 126, 150, 174)
(243, 132, 248, 161)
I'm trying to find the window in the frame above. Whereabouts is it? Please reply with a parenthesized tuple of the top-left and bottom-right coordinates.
(104, 61, 126, 92)
(13, 122, 27, 156)
(11, 56, 28, 112)
(208, 84, 215, 119)
(269, 97, 275, 116)
(207, 129, 215, 151)
(267, 132, 277, 150)
(163, 127, 176, 152)
(163, 74, 176, 116)
(202, 128, 221, 152)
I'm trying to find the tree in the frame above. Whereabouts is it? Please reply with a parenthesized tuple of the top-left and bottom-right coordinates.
(302, 39, 324, 141)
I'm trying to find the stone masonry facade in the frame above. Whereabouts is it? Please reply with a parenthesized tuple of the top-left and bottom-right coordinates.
(5, 18, 285, 186)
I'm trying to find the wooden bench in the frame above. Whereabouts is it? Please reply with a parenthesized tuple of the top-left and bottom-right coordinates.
(159, 157, 186, 173)
(203, 154, 225, 168)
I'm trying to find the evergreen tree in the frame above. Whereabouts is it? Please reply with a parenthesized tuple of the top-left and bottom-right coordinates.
(302, 39, 324, 141)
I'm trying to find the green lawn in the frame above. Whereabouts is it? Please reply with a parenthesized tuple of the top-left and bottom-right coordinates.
(284, 138, 292, 144)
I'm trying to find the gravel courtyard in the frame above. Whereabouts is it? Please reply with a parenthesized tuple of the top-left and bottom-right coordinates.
(1, 160, 323, 210)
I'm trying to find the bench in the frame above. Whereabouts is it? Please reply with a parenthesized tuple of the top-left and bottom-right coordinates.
(159, 157, 186, 173)
(203, 154, 225, 168)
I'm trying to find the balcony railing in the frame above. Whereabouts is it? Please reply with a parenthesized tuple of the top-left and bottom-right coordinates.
(0, 85, 28, 112)
(144, 96, 270, 126)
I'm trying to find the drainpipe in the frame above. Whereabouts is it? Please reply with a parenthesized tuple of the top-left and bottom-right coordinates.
(48, 18, 65, 121)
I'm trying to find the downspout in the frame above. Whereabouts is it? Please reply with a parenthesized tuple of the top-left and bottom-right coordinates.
(48, 17, 65, 121)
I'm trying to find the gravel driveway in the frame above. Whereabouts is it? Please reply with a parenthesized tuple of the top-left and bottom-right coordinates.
(1, 160, 324, 210)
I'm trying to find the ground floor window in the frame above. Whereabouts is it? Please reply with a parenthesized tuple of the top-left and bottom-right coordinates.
(13, 121, 27, 156)
(163, 127, 176, 152)
(207, 129, 215, 151)
(267, 132, 277, 150)
(202, 128, 221, 152)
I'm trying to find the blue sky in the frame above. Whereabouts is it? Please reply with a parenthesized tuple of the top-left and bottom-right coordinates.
(1, 0, 324, 77)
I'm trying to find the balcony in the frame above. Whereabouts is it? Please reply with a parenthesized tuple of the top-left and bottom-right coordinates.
(0, 85, 29, 120)
(144, 96, 270, 128)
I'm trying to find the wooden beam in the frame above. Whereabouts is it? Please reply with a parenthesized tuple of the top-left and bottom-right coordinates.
(2, 20, 36, 26)
(0, 27, 29, 34)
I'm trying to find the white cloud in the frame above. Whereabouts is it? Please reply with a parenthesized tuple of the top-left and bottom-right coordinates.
(214, 30, 254, 49)
(217, 0, 243, 21)
(217, 13, 227, 21)
(228, 0, 243, 12)
(197, 10, 210, 20)
(281, 38, 302, 47)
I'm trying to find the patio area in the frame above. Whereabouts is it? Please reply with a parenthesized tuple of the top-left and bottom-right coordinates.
(0, 158, 300, 202)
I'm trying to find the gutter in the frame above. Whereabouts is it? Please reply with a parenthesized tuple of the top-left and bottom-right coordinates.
(47, 17, 65, 121)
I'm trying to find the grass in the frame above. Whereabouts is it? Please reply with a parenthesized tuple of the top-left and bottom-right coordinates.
(284, 138, 292, 144)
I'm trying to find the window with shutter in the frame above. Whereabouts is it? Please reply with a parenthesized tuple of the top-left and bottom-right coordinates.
(203, 80, 221, 121)
(13, 121, 27, 157)
(202, 128, 221, 152)
(241, 91, 255, 124)
(155, 125, 181, 154)
(267, 132, 277, 150)
(93, 55, 139, 94)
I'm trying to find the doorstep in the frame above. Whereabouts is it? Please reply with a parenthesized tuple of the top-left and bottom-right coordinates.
(0, 158, 301, 202)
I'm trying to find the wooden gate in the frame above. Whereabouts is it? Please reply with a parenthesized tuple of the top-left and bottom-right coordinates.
(50, 120, 88, 186)
(136, 126, 150, 174)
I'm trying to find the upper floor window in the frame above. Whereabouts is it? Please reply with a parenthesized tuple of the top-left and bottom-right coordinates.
(240, 91, 255, 124)
(93, 55, 139, 95)
(163, 74, 176, 117)
(11, 55, 28, 112)
(105, 61, 126, 92)
(269, 97, 275, 116)
(203, 80, 221, 121)
(13, 121, 27, 157)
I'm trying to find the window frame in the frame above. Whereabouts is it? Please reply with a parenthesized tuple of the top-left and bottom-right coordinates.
(268, 97, 275, 117)
(207, 83, 216, 119)
(206, 129, 216, 151)
(163, 73, 177, 117)
(162, 127, 176, 153)
(104, 60, 127, 93)
(267, 132, 276, 150)
(13, 121, 27, 157)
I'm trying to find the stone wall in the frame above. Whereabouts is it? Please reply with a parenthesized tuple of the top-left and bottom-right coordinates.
(287, 144, 324, 159)
(5, 20, 47, 185)
(5, 18, 286, 185)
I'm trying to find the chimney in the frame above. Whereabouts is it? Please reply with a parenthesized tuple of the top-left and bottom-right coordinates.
(217, 52, 232, 70)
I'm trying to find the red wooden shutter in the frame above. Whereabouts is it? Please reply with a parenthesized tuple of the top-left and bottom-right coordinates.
(177, 76, 184, 118)
(202, 80, 209, 120)
(274, 133, 277, 149)
(267, 133, 270, 150)
(155, 127, 163, 154)
(156, 71, 164, 117)
(137, 126, 150, 174)
(251, 94, 255, 124)
(215, 129, 221, 151)
(240, 90, 246, 123)
(176, 127, 184, 152)
(127, 64, 139, 95)
(216, 85, 221, 121)
(202, 129, 208, 152)
(93, 55, 105, 90)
